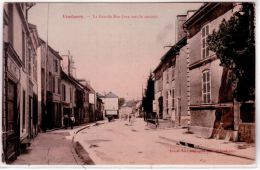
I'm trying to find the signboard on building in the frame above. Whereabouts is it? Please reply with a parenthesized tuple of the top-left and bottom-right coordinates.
(89, 93, 95, 104)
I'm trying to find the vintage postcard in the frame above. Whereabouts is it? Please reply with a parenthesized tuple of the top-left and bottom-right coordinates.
(0, 1, 256, 168)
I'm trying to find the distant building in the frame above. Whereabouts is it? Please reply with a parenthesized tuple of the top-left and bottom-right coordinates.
(96, 93, 105, 121)
(101, 92, 119, 118)
(83, 81, 96, 122)
(119, 100, 137, 119)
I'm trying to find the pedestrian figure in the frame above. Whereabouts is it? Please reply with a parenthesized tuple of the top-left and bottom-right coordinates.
(155, 114, 159, 128)
(129, 114, 132, 123)
(42, 110, 47, 132)
(70, 116, 75, 129)
(63, 114, 69, 129)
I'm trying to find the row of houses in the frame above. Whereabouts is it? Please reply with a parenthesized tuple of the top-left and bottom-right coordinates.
(2, 3, 117, 163)
(119, 100, 142, 120)
(152, 2, 255, 142)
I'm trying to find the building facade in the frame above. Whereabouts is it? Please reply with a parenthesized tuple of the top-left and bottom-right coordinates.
(153, 14, 190, 127)
(101, 92, 119, 119)
(183, 2, 255, 141)
(41, 43, 63, 129)
(2, 3, 39, 162)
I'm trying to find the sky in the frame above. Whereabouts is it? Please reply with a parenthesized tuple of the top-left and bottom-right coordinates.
(28, 2, 202, 100)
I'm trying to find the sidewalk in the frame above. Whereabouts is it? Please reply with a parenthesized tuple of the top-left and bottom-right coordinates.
(158, 128, 256, 160)
(9, 121, 106, 165)
(11, 131, 83, 165)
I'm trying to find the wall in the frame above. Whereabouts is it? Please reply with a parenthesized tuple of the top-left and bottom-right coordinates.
(188, 5, 236, 137)
(175, 44, 188, 125)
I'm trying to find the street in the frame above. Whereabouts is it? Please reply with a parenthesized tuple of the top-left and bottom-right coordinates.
(74, 118, 254, 165)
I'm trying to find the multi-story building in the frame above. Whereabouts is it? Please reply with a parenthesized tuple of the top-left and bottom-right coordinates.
(28, 23, 40, 138)
(183, 2, 255, 141)
(2, 3, 39, 162)
(96, 95, 104, 121)
(44, 43, 63, 129)
(153, 14, 190, 127)
(38, 39, 47, 131)
(61, 53, 92, 125)
(60, 70, 76, 126)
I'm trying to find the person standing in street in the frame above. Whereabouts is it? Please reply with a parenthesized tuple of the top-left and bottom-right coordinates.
(63, 114, 69, 129)
(70, 116, 75, 129)
(129, 114, 132, 123)
(155, 113, 159, 128)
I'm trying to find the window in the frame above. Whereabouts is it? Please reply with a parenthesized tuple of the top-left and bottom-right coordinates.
(33, 56, 37, 81)
(166, 69, 169, 83)
(172, 88, 175, 109)
(54, 59, 58, 72)
(48, 73, 52, 91)
(22, 31, 26, 65)
(172, 67, 175, 80)
(202, 70, 211, 104)
(70, 87, 73, 103)
(158, 78, 163, 91)
(165, 91, 169, 114)
(22, 90, 25, 131)
(58, 78, 61, 94)
(201, 24, 210, 59)
(53, 77, 56, 93)
(7, 81, 16, 133)
(28, 49, 31, 76)
(62, 85, 66, 101)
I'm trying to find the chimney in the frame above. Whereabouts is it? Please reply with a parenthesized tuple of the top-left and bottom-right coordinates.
(186, 10, 196, 20)
(176, 15, 187, 42)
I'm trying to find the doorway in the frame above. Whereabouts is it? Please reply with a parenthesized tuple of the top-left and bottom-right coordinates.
(5, 80, 19, 162)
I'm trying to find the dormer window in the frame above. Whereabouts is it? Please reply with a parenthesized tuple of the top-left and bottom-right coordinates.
(201, 24, 210, 59)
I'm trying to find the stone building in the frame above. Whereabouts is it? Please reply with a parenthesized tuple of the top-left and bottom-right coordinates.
(153, 14, 191, 127)
(2, 3, 39, 162)
(28, 23, 40, 138)
(61, 53, 93, 125)
(183, 2, 255, 141)
(96, 95, 104, 121)
(40, 42, 63, 129)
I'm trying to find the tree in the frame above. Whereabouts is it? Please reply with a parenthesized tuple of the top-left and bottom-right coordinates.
(142, 73, 155, 119)
(118, 98, 125, 109)
(207, 3, 255, 102)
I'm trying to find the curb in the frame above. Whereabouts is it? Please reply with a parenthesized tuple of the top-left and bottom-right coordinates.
(159, 135, 255, 161)
(71, 121, 106, 164)
(73, 141, 95, 165)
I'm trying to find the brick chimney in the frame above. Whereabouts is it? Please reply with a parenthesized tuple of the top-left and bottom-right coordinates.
(176, 15, 187, 42)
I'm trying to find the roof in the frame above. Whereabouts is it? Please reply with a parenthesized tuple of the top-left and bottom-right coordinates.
(96, 92, 105, 98)
(153, 62, 163, 74)
(39, 38, 63, 60)
(105, 92, 118, 98)
(61, 70, 92, 92)
(153, 36, 187, 73)
(84, 82, 95, 93)
(183, 3, 220, 29)
(161, 36, 187, 61)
